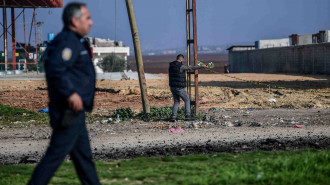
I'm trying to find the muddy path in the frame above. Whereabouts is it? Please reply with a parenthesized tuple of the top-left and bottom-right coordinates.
(1, 108, 329, 165)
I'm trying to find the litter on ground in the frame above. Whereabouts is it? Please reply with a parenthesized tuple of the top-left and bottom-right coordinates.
(170, 127, 184, 133)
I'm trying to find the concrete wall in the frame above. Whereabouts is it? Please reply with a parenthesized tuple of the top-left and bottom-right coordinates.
(229, 43, 330, 74)
(319, 30, 330, 43)
(325, 31, 330, 42)
(298, 34, 313, 45)
(256, 38, 290, 49)
(290, 34, 313, 45)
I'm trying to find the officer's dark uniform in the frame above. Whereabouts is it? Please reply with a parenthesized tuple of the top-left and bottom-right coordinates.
(28, 28, 100, 185)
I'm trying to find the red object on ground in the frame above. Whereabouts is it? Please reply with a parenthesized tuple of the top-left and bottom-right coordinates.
(170, 127, 184, 133)
(294, 124, 304, 128)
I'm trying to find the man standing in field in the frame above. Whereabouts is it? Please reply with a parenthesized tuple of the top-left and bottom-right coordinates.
(168, 54, 206, 122)
(28, 2, 101, 185)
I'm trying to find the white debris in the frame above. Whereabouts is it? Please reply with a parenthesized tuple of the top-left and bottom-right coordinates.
(269, 98, 276, 103)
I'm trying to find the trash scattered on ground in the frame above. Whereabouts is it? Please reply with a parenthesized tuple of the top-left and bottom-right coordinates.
(225, 121, 234, 127)
(250, 122, 262, 127)
(273, 90, 283, 96)
(234, 120, 243, 127)
(170, 127, 184, 133)
(269, 98, 276, 103)
(148, 125, 167, 129)
(101, 120, 108, 124)
(203, 114, 211, 121)
(115, 114, 120, 123)
(294, 124, 304, 128)
(209, 107, 220, 112)
(38, 108, 49, 113)
(19, 156, 37, 164)
(189, 122, 198, 129)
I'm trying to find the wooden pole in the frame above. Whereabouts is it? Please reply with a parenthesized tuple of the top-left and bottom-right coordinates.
(125, 0, 150, 113)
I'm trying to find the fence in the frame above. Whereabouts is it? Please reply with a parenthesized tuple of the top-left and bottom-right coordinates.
(229, 43, 330, 74)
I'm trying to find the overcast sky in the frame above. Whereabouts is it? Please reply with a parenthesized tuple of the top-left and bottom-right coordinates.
(2, 0, 330, 51)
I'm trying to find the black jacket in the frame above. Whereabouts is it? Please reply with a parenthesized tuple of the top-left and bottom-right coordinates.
(44, 28, 95, 112)
(169, 61, 186, 88)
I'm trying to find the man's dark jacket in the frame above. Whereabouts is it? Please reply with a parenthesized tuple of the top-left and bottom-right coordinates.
(169, 61, 186, 88)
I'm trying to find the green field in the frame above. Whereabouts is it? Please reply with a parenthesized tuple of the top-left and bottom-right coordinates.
(0, 150, 329, 185)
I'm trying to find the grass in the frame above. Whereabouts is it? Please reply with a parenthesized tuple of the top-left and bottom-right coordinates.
(0, 103, 48, 126)
(0, 104, 205, 127)
(0, 150, 329, 185)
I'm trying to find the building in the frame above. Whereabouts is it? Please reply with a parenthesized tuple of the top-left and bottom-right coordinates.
(87, 37, 130, 73)
(255, 38, 289, 49)
(319, 30, 330, 43)
(313, 33, 320, 44)
(289, 34, 313, 46)
(227, 29, 330, 74)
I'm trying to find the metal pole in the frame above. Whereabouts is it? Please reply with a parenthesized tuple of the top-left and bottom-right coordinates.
(28, 11, 34, 45)
(192, 0, 199, 114)
(3, 5, 8, 72)
(33, 8, 38, 74)
(186, 0, 191, 98)
(23, 8, 27, 68)
(11, 7, 16, 70)
(125, 0, 150, 113)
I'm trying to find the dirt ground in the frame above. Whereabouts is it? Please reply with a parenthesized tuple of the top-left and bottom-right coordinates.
(0, 73, 329, 164)
(0, 73, 329, 112)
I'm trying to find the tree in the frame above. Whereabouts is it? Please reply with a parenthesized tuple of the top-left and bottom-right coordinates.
(97, 54, 126, 72)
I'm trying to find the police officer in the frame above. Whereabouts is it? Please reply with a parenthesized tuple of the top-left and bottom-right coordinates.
(169, 54, 206, 122)
(28, 2, 101, 185)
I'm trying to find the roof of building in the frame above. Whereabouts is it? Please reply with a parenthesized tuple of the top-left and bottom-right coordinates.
(0, 0, 63, 8)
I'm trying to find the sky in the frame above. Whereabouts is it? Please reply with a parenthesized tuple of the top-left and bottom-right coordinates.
(2, 0, 330, 51)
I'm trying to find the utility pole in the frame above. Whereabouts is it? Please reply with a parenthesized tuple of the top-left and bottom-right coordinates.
(186, 0, 199, 115)
(3, 4, 8, 72)
(125, 0, 150, 113)
(11, 8, 16, 70)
